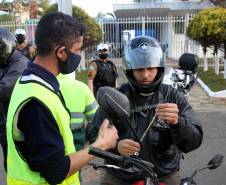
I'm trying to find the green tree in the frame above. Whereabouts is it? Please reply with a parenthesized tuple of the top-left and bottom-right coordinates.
(37, 0, 51, 17)
(43, 4, 102, 47)
(187, 8, 226, 71)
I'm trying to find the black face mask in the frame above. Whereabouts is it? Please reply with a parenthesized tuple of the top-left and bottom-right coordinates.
(16, 34, 26, 44)
(99, 53, 108, 59)
(56, 48, 81, 74)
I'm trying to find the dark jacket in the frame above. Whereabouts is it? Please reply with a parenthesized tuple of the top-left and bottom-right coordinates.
(0, 50, 29, 143)
(87, 83, 203, 180)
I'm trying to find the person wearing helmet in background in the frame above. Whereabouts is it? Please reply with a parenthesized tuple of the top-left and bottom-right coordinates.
(15, 28, 36, 61)
(0, 28, 29, 171)
(87, 36, 203, 185)
(88, 43, 118, 97)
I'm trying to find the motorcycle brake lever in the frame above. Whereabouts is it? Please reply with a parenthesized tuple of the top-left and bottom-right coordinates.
(89, 163, 121, 170)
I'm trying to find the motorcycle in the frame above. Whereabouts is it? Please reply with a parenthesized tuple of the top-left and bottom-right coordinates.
(163, 53, 198, 96)
(88, 146, 224, 185)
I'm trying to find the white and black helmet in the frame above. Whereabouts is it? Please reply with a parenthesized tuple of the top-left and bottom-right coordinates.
(97, 43, 109, 51)
(15, 28, 26, 44)
(122, 36, 165, 95)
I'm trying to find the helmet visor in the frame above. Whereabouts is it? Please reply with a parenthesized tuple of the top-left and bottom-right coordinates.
(122, 36, 165, 70)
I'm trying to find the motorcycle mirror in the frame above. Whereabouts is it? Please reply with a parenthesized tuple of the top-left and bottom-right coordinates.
(96, 86, 130, 132)
(97, 87, 143, 147)
(179, 53, 198, 72)
(207, 154, 224, 170)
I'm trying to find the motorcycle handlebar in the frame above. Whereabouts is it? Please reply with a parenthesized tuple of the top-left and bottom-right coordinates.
(88, 146, 159, 185)
(88, 146, 155, 170)
(88, 146, 124, 163)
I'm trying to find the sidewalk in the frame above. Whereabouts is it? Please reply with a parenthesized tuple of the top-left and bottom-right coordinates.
(188, 83, 226, 112)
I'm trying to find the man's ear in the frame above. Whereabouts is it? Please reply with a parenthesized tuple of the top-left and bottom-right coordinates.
(55, 46, 67, 60)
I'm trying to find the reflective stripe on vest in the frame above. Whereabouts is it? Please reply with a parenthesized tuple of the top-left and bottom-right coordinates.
(6, 75, 80, 185)
(84, 101, 98, 114)
(58, 76, 98, 129)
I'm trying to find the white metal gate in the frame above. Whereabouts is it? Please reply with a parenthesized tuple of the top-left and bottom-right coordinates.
(0, 15, 217, 61)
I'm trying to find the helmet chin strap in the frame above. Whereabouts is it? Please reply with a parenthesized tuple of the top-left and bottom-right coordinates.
(139, 92, 154, 96)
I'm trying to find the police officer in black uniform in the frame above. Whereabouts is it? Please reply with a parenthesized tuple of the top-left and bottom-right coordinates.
(87, 36, 203, 185)
(15, 28, 36, 61)
(0, 28, 28, 171)
(88, 43, 118, 97)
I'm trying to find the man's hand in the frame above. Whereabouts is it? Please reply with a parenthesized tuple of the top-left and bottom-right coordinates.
(117, 139, 140, 156)
(155, 103, 179, 125)
(92, 119, 118, 150)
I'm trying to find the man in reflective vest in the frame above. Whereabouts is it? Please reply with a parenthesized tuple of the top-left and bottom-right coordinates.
(58, 74, 98, 151)
(6, 12, 118, 185)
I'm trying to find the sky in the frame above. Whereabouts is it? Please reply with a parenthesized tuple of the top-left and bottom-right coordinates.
(72, 0, 132, 17)
(0, 0, 132, 17)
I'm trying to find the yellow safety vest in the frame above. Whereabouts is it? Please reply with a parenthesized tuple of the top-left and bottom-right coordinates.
(7, 74, 80, 185)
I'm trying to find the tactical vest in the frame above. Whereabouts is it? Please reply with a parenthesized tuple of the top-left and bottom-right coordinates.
(6, 74, 80, 185)
(92, 60, 117, 94)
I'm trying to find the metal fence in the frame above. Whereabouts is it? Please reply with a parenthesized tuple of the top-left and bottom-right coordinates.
(96, 15, 222, 61)
(0, 15, 222, 62)
(0, 19, 38, 46)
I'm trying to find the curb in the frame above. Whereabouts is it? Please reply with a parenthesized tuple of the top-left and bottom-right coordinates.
(197, 78, 226, 98)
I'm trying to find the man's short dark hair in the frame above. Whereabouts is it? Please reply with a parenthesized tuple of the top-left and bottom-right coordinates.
(35, 12, 87, 56)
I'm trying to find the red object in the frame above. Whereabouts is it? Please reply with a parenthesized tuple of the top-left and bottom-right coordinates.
(132, 180, 166, 185)
(132, 180, 144, 185)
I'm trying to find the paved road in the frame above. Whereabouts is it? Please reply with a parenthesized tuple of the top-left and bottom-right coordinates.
(181, 84, 226, 185)
(1, 83, 226, 185)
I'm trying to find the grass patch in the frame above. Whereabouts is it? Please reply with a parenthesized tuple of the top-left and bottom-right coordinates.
(197, 67, 226, 92)
(76, 70, 88, 84)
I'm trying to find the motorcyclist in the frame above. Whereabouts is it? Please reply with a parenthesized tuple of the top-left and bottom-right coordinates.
(0, 28, 29, 171)
(87, 36, 203, 185)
